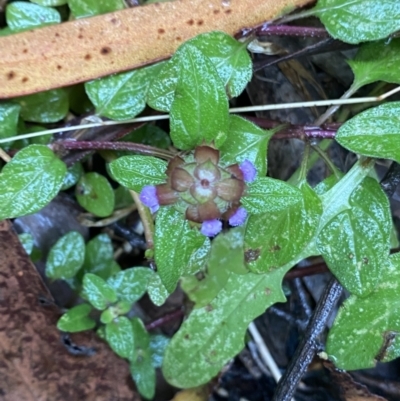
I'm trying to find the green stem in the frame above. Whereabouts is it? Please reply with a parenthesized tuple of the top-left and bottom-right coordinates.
(311, 144, 342, 180)
(130, 190, 155, 249)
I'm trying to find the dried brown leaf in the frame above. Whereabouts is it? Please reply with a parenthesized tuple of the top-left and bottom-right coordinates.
(0, 0, 314, 98)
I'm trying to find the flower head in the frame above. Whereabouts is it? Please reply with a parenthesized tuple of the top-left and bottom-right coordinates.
(201, 219, 222, 237)
(240, 159, 257, 182)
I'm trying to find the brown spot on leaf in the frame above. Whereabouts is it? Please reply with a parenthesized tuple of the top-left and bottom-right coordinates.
(158, 28, 165, 34)
(84, 54, 92, 61)
(245, 248, 260, 263)
(57, 65, 62, 70)
(23, 49, 28, 54)
(176, 36, 182, 41)
(375, 331, 397, 362)
(21, 77, 28, 83)
(362, 257, 369, 264)
(100, 47, 112, 55)
(78, 34, 84, 39)
(55, 32, 60, 37)
(213, 9, 220, 14)
(265, 287, 271, 296)
(184, 334, 190, 340)
(269, 244, 281, 252)
(205, 304, 213, 312)
(225, 9, 232, 14)
(197, 19, 204, 25)
(6, 71, 15, 80)
(187, 19, 194, 25)
(110, 18, 118, 24)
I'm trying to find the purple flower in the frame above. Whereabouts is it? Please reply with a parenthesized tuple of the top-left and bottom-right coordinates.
(139, 185, 159, 213)
(239, 159, 257, 182)
(200, 219, 222, 237)
(229, 207, 247, 227)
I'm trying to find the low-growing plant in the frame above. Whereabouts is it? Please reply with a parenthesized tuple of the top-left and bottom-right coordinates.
(2, 0, 400, 399)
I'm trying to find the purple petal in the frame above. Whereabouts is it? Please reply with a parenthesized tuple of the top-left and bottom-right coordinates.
(239, 159, 257, 182)
(200, 219, 222, 237)
(139, 185, 159, 212)
(229, 207, 248, 227)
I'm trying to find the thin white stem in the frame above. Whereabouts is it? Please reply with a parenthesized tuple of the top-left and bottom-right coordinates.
(1, 86, 399, 145)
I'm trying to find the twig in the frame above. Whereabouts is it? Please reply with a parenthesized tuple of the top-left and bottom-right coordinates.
(271, 277, 342, 401)
(255, 24, 329, 38)
(0, 147, 11, 162)
(145, 309, 184, 331)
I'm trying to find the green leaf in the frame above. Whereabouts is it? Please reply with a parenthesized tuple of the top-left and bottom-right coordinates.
(85, 63, 163, 120)
(83, 273, 118, 310)
(0, 145, 67, 220)
(170, 44, 229, 150)
(61, 162, 83, 191)
(326, 253, 400, 370)
(185, 31, 252, 98)
(105, 316, 135, 359)
(336, 102, 400, 162)
(107, 267, 153, 304)
(130, 318, 155, 399)
(146, 58, 179, 112)
(0, 103, 20, 148)
(245, 181, 322, 273)
(163, 269, 287, 388)
(16, 89, 69, 123)
(147, 272, 170, 306)
(317, 177, 391, 296)
(241, 177, 302, 215)
(82, 233, 120, 279)
(31, 0, 67, 6)
(57, 303, 95, 332)
(149, 334, 169, 368)
(108, 155, 167, 192)
(114, 185, 134, 209)
(18, 233, 34, 255)
(220, 115, 273, 177)
(349, 39, 400, 89)
(313, 0, 400, 44)
(76, 172, 115, 217)
(68, 0, 125, 18)
(154, 207, 210, 292)
(6, 2, 60, 32)
(46, 231, 85, 280)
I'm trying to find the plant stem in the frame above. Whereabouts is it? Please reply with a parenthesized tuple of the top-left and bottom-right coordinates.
(271, 278, 343, 401)
(145, 309, 184, 331)
(256, 24, 329, 38)
(0, 147, 11, 162)
(55, 140, 175, 160)
(311, 144, 342, 179)
(130, 190, 155, 249)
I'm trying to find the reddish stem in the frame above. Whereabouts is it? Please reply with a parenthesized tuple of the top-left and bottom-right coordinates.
(145, 309, 184, 331)
(256, 24, 329, 38)
(285, 262, 329, 280)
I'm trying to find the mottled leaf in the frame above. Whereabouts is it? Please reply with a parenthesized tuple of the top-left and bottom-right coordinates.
(106, 316, 135, 359)
(57, 303, 95, 333)
(83, 273, 118, 310)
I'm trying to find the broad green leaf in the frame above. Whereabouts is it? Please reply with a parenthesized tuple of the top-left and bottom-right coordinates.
(85, 63, 163, 120)
(349, 39, 400, 89)
(170, 44, 229, 150)
(313, 0, 400, 44)
(31, 0, 67, 6)
(0, 145, 67, 220)
(82, 233, 121, 279)
(241, 177, 302, 215)
(336, 102, 400, 163)
(185, 31, 252, 98)
(100, 300, 131, 324)
(83, 273, 118, 310)
(154, 207, 209, 292)
(57, 303, 95, 332)
(163, 269, 287, 388)
(107, 267, 153, 304)
(76, 172, 115, 217)
(245, 181, 322, 273)
(109, 155, 167, 192)
(0, 103, 20, 148)
(105, 316, 135, 359)
(61, 162, 83, 191)
(16, 89, 69, 123)
(46, 231, 85, 280)
(182, 226, 247, 308)
(317, 177, 391, 296)
(6, 2, 60, 32)
(220, 115, 273, 177)
(147, 272, 170, 306)
(147, 58, 179, 112)
(130, 318, 155, 399)
(327, 253, 400, 370)
(150, 335, 169, 368)
(69, 0, 125, 18)
(18, 233, 34, 255)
